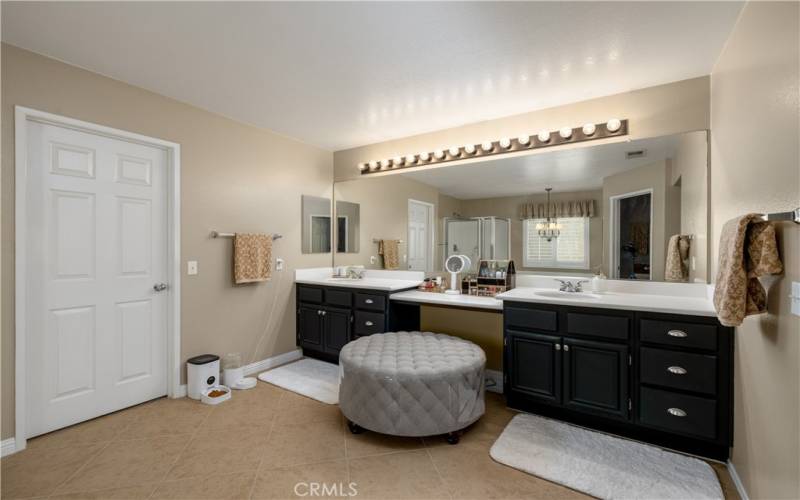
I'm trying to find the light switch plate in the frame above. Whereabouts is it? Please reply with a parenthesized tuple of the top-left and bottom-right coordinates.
(275, 258, 284, 271)
(370, 255, 376, 265)
(187, 260, 198, 275)
(791, 282, 800, 317)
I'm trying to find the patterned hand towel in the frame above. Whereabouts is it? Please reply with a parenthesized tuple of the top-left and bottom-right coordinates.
(713, 215, 782, 326)
(233, 233, 272, 284)
(665, 235, 690, 282)
(378, 239, 400, 270)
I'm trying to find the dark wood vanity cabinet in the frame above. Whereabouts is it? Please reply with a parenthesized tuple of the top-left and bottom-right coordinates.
(504, 301, 734, 460)
(296, 284, 413, 363)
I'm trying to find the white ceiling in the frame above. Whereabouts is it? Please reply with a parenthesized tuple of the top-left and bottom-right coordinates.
(2, 2, 742, 151)
(400, 134, 684, 199)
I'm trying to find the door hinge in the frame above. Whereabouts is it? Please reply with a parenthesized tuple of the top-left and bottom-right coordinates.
(628, 398, 632, 411)
(350, 315, 354, 323)
(628, 354, 632, 366)
(503, 337, 508, 346)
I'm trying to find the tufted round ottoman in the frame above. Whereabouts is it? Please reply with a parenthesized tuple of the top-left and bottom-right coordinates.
(339, 331, 486, 443)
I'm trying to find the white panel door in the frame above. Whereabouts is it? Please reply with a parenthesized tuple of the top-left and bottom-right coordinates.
(26, 120, 168, 437)
(407, 200, 431, 271)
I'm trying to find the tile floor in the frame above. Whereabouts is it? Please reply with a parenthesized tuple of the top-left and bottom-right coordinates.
(1, 381, 741, 499)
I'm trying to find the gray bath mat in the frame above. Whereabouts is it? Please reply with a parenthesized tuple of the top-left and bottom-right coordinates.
(490, 413, 723, 499)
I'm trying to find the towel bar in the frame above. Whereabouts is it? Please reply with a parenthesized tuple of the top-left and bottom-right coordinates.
(211, 231, 282, 240)
(761, 208, 800, 224)
(372, 238, 404, 243)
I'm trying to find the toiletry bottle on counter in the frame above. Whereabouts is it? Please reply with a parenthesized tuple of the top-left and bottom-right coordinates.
(591, 272, 607, 293)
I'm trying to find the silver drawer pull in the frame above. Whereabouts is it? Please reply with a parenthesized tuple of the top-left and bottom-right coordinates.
(365, 321, 374, 327)
(667, 329, 688, 338)
(667, 407, 687, 417)
(667, 366, 687, 375)
(555, 344, 561, 351)
(364, 299, 374, 304)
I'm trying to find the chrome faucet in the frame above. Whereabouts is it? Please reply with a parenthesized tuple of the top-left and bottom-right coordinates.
(555, 279, 589, 293)
(346, 267, 365, 279)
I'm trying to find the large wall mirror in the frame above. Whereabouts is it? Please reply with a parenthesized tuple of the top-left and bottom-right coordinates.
(332, 130, 709, 283)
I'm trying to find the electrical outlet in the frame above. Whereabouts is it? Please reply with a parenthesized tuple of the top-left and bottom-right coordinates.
(370, 255, 377, 265)
(276, 258, 285, 271)
(187, 260, 198, 275)
(791, 282, 800, 317)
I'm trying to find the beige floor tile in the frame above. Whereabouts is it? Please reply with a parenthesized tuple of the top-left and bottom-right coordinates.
(49, 484, 157, 500)
(201, 398, 277, 432)
(348, 449, 450, 499)
(274, 393, 343, 426)
(251, 459, 349, 499)
(260, 419, 345, 469)
(26, 409, 140, 451)
(429, 442, 588, 500)
(0, 443, 105, 499)
(56, 435, 189, 494)
(151, 471, 256, 500)
(165, 427, 269, 480)
(345, 429, 425, 458)
(116, 398, 211, 440)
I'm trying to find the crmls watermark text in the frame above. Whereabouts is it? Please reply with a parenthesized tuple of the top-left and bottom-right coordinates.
(293, 482, 358, 497)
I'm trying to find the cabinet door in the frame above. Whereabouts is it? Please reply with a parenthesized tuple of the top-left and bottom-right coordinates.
(323, 307, 351, 356)
(563, 338, 629, 420)
(506, 330, 561, 404)
(298, 306, 323, 349)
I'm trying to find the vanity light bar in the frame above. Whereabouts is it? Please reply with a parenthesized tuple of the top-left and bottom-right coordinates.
(358, 118, 628, 174)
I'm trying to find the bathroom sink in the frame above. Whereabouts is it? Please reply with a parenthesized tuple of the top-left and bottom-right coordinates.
(534, 290, 601, 300)
(325, 277, 363, 282)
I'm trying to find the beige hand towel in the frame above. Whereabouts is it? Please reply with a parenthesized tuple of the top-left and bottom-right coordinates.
(378, 239, 400, 270)
(665, 234, 690, 282)
(233, 233, 272, 284)
(713, 214, 783, 326)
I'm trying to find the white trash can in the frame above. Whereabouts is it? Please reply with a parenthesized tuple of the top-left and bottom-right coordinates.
(187, 354, 220, 400)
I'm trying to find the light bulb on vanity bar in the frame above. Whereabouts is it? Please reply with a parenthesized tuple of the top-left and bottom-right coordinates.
(433, 149, 445, 160)
(369, 160, 380, 170)
(559, 127, 573, 139)
(405, 154, 417, 165)
(419, 152, 431, 162)
(537, 130, 551, 142)
(393, 156, 403, 166)
(517, 135, 531, 146)
(464, 144, 477, 155)
(582, 123, 597, 136)
(606, 118, 622, 133)
(480, 141, 494, 152)
(499, 138, 512, 149)
(448, 146, 461, 157)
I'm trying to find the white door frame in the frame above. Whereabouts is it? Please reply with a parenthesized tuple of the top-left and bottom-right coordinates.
(608, 188, 653, 280)
(14, 106, 182, 452)
(408, 199, 435, 272)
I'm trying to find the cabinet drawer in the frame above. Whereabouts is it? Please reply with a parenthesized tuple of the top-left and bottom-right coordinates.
(354, 311, 385, 335)
(566, 312, 629, 341)
(505, 307, 558, 332)
(640, 387, 717, 440)
(325, 289, 352, 308)
(640, 319, 717, 351)
(355, 293, 385, 311)
(298, 286, 323, 304)
(640, 348, 717, 395)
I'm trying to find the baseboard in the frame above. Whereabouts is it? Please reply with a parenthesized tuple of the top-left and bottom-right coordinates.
(243, 349, 303, 376)
(486, 369, 503, 394)
(174, 384, 187, 398)
(726, 460, 750, 500)
(1, 437, 17, 457)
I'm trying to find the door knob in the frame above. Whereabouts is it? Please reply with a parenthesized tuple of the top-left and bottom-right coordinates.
(153, 283, 168, 292)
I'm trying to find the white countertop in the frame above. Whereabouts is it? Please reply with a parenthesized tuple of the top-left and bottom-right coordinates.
(390, 290, 503, 311)
(295, 277, 422, 292)
(496, 287, 717, 317)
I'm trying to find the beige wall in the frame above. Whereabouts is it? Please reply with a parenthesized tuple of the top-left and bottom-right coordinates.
(460, 190, 603, 274)
(710, 2, 800, 498)
(1, 44, 333, 439)
(669, 131, 709, 282)
(333, 175, 439, 270)
(333, 77, 711, 182)
(602, 160, 671, 280)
